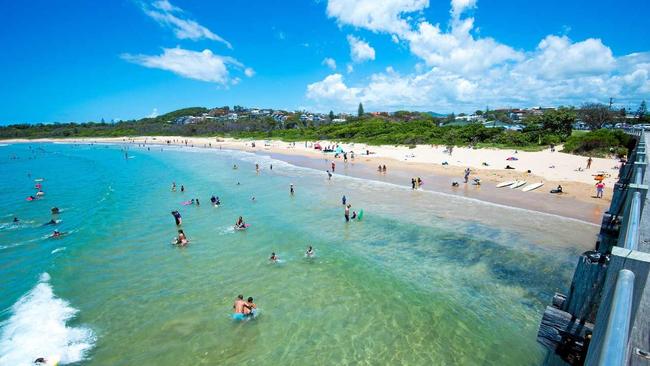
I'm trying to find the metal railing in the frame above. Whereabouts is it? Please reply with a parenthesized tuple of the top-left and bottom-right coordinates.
(597, 270, 635, 366)
(587, 133, 646, 366)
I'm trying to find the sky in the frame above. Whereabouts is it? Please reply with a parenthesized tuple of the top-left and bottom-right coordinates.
(1, 0, 649, 123)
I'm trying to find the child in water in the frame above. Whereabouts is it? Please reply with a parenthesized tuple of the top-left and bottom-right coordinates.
(269, 252, 279, 263)
(306, 246, 315, 257)
(175, 229, 189, 246)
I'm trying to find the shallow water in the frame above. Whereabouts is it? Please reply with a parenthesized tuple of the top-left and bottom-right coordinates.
(0, 143, 596, 365)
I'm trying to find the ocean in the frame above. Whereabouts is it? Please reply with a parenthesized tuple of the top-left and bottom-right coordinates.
(0, 142, 595, 365)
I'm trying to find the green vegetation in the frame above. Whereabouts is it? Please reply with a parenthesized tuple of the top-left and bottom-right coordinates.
(562, 129, 634, 157)
(0, 105, 636, 157)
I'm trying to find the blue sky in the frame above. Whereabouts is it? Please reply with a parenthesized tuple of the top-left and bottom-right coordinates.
(1, 0, 649, 123)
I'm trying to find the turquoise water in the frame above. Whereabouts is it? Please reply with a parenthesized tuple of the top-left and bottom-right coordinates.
(0, 143, 596, 365)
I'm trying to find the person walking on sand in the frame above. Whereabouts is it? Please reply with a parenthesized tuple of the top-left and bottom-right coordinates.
(586, 157, 593, 169)
(595, 181, 605, 198)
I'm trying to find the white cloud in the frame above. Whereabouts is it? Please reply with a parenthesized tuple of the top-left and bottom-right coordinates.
(322, 57, 337, 70)
(306, 74, 360, 102)
(516, 35, 615, 80)
(147, 108, 159, 118)
(406, 18, 523, 75)
(450, 0, 476, 18)
(311, 0, 650, 112)
(327, 0, 429, 36)
(244, 67, 255, 77)
(346, 64, 354, 73)
(122, 47, 249, 84)
(142, 0, 232, 48)
(347, 35, 376, 63)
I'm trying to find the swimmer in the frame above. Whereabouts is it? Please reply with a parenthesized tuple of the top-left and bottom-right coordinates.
(171, 182, 176, 191)
(233, 164, 238, 170)
(235, 216, 246, 229)
(243, 297, 257, 317)
(51, 230, 62, 238)
(351, 211, 357, 220)
(290, 184, 294, 195)
(13, 217, 19, 223)
(196, 198, 200, 206)
(171, 210, 182, 226)
(44, 219, 57, 226)
(175, 229, 189, 246)
(251, 195, 256, 202)
(180, 185, 185, 192)
(269, 252, 279, 263)
(342, 195, 346, 205)
(451, 181, 459, 187)
(190, 198, 195, 205)
(210, 195, 217, 205)
(232, 295, 246, 320)
(306, 246, 315, 257)
(51, 207, 60, 214)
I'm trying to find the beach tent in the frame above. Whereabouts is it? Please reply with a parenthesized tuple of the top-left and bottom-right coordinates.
(335, 146, 345, 154)
(314, 143, 322, 150)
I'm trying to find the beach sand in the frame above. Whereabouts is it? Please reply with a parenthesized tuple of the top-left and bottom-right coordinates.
(4, 136, 618, 223)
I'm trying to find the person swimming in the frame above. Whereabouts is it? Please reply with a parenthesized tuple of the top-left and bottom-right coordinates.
(51, 207, 60, 214)
(351, 211, 357, 220)
(233, 164, 238, 170)
(174, 229, 189, 246)
(251, 196, 256, 202)
(196, 198, 200, 206)
(171, 182, 176, 192)
(44, 219, 58, 226)
(235, 216, 246, 229)
(306, 246, 315, 257)
(210, 195, 217, 205)
(269, 252, 279, 263)
(171, 210, 182, 226)
(180, 185, 185, 192)
(13, 217, 19, 223)
(51, 230, 62, 238)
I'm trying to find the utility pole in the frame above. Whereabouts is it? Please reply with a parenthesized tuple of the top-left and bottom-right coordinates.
(609, 97, 613, 110)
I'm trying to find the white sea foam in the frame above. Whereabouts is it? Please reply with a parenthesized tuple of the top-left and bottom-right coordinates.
(51, 247, 66, 254)
(0, 273, 96, 366)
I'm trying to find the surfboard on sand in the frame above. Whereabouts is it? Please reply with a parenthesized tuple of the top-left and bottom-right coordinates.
(510, 180, 527, 189)
(522, 182, 544, 192)
(496, 181, 515, 188)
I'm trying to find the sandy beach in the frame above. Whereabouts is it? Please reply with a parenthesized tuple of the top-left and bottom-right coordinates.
(3, 136, 619, 223)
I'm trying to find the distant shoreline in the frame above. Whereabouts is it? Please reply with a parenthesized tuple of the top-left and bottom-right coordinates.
(3, 136, 616, 223)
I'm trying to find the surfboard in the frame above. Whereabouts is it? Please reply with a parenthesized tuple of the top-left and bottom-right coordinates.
(510, 180, 527, 189)
(357, 209, 364, 220)
(496, 181, 516, 188)
(522, 182, 544, 192)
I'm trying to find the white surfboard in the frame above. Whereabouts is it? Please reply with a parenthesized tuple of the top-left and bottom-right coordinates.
(510, 180, 527, 189)
(522, 182, 544, 192)
(496, 181, 516, 188)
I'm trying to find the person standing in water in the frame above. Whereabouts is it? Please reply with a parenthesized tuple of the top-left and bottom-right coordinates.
(243, 297, 257, 317)
(345, 204, 351, 222)
(463, 168, 470, 183)
(180, 185, 185, 192)
(171, 210, 182, 226)
(171, 182, 176, 191)
(290, 184, 295, 195)
(331, 162, 336, 172)
(269, 252, 279, 263)
(327, 170, 332, 180)
(233, 295, 246, 320)
(342, 195, 346, 205)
